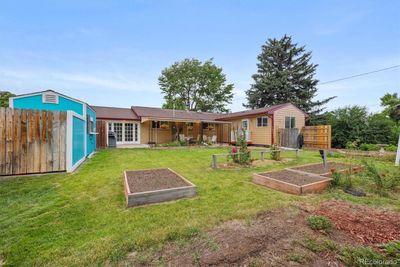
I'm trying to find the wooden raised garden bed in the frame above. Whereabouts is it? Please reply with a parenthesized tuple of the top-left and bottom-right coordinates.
(288, 162, 363, 177)
(252, 169, 332, 195)
(124, 168, 196, 207)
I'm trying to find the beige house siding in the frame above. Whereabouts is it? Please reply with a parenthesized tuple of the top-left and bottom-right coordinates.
(273, 105, 306, 143)
(228, 115, 272, 145)
(225, 104, 306, 145)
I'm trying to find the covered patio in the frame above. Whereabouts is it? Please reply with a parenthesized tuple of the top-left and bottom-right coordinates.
(141, 117, 231, 145)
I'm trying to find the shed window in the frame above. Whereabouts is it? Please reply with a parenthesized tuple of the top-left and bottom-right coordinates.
(87, 115, 94, 133)
(42, 93, 59, 104)
(285, 116, 296, 128)
(257, 117, 268, 127)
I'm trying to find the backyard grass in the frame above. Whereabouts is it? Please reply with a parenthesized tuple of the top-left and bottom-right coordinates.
(0, 147, 398, 266)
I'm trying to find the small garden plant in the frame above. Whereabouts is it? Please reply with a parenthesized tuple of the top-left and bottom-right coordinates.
(229, 129, 251, 165)
(270, 144, 281, 161)
(307, 215, 332, 231)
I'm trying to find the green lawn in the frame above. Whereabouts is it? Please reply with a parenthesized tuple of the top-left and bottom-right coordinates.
(0, 148, 398, 266)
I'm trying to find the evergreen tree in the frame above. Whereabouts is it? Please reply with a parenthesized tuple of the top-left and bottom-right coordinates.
(244, 35, 335, 114)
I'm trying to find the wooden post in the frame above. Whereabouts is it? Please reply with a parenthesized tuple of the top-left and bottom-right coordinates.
(260, 151, 265, 161)
(212, 154, 217, 170)
(295, 149, 299, 158)
(319, 149, 327, 169)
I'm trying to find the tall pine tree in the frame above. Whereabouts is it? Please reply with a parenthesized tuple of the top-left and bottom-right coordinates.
(244, 35, 335, 114)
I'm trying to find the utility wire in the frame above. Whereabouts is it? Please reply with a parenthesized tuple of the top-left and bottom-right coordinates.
(318, 65, 400, 85)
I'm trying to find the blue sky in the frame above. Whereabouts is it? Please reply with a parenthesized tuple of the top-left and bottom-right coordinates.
(0, 0, 399, 112)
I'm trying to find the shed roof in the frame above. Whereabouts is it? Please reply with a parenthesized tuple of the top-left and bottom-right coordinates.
(216, 103, 309, 120)
(92, 106, 140, 120)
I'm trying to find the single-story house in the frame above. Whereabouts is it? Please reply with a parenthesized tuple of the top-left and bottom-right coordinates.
(9, 90, 96, 172)
(93, 102, 308, 147)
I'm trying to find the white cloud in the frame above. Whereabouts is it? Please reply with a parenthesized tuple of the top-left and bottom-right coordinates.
(0, 68, 158, 93)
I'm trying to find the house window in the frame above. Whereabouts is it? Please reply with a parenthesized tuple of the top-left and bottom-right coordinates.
(285, 116, 296, 128)
(108, 122, 140, 143)
(124, 123, 134, 142)
(113, 123, 123, 142)
(241, 119, 249, 130)
(152, 121, 169, 129)
(202, 123, 209, 129)
(257, 117, 268, 127)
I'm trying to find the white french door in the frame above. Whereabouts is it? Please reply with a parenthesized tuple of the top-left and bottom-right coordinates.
(108, 121, 140, 144)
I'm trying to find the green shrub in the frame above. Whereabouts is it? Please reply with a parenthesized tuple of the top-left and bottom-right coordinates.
(346, 141, 359, 150)
(385, 145, 398, 152)
(362, 160, 386, 196)
(359, 143, 379, 151)
(330, 171, 341, 187)
(343, 172, 353, 189)
(383, 240, 400, 258)
(270, 144, 281, 161)
(307, 215, 332, 231)
(339, 246, 385, 267)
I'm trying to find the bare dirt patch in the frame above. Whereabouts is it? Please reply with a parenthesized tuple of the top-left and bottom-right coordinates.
(290, 162, 357, 175)
(258, 170, 326, 186)
(131, 205, 355, 267)
(125, 168, 189, 193)
(316, 200, 400, 245)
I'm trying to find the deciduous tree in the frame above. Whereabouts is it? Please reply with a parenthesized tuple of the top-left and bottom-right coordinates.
(159, 58, 234, 113)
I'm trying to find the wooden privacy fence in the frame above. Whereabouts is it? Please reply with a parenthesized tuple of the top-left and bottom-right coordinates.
(0, 107, 67, 176)
(96, 120, 107, 149)
(302, 125, 331, 149)
(277, 128, 300, 148)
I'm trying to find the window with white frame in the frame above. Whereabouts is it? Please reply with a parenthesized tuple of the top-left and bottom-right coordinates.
(241, 119, 249, 130)
(256, 116, 268, 127)
(285, 116, 296, 128)
(108, 122, 140, 143)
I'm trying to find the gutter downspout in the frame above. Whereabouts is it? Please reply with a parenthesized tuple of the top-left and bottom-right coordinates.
(271, 113, 275, 145)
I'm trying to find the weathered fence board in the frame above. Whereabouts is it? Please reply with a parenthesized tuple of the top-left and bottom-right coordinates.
(0, 108, 5, 174)
(20, 110, 27, 174)
(277, 128, 299, 148)
(302, 125, 331, 149)
(0, 107, 67, 176)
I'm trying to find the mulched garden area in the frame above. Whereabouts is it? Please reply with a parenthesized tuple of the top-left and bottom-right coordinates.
(290, 162, 357, 175)
(125, 168, 190, 193)
(316, 200, 400, 245)
(258, 170, 326, 186)
(130, 205, 354, 267)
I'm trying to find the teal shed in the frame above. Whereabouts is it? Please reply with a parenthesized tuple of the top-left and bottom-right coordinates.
(9, 90, 96, 172)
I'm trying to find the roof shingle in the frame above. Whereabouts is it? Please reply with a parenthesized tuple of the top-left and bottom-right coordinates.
(131, 106, 222, 121)
(92, 106, 140, 120)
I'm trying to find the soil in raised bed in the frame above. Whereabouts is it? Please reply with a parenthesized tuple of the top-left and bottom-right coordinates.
(125, 169, 190, 193)
(290, 162, 356, 175)
(258, 170, 326, 186)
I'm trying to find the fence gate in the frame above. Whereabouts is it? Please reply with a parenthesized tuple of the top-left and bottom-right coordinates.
(96, 120, 107, 149)
(0, 107, 67, 176)
(301, 125, 331, 149)
(277, 128, 299, 148)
